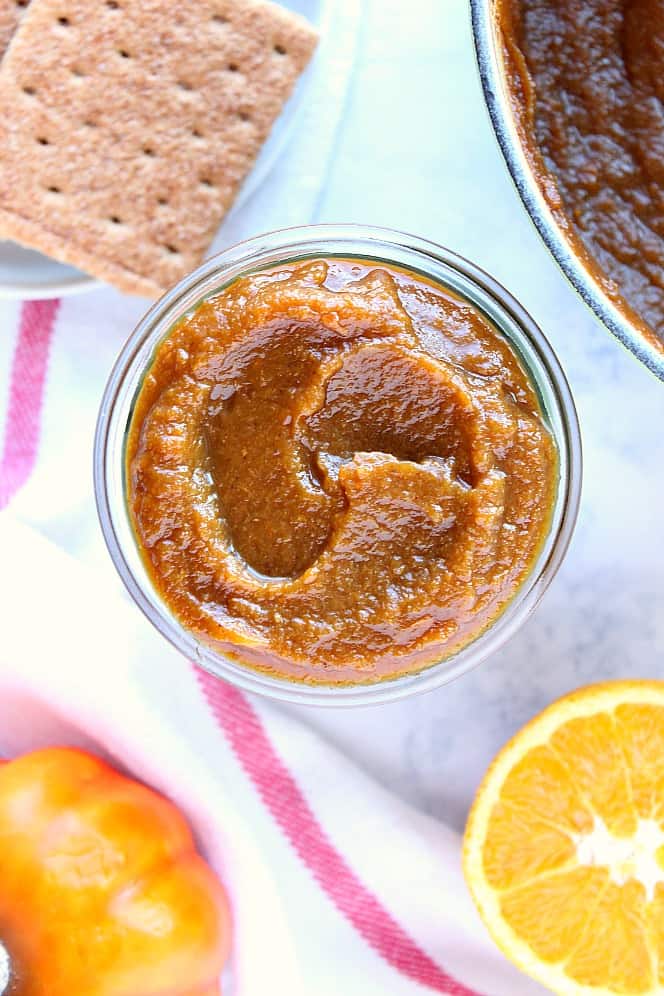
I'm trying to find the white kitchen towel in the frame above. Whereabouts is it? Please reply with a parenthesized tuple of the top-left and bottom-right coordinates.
(0, 1, 547, 989)
(0, 517, 545, 996)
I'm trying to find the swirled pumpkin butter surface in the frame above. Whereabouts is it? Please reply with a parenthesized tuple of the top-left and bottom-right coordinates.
(128, 260, 557, 684)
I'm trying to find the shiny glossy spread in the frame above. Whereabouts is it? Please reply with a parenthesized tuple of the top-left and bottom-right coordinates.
(500, 0, 664, 340)
(127, 259, 557, 684)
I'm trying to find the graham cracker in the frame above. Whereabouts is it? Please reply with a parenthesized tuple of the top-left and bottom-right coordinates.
(0, 0, 318, 296)
(0, 0, 28, 59)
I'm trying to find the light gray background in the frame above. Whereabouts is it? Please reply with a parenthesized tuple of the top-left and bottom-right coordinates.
(6, 0, 661, 842)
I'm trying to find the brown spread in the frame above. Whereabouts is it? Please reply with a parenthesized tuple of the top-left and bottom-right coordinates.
(127, 259, 557, 684)
(500, 0, 664, 342)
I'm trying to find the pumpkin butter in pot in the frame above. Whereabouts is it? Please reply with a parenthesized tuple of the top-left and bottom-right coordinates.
(499, 0, 664, 340)
(128, 259, 557, 684)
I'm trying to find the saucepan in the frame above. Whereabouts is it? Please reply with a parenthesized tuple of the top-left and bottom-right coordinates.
(469, 0, 664, 381)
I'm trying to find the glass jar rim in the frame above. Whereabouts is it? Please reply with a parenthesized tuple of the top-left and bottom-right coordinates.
(94, 223, 582, 707)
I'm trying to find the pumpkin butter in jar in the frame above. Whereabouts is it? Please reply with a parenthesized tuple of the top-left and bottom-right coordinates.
(123, 239, 573, 690)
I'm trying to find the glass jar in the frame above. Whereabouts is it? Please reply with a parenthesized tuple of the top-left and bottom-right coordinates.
(94, 224, 582, 706)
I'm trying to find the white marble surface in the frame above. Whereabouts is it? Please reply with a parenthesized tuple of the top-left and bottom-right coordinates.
(278, 0, 664, 832)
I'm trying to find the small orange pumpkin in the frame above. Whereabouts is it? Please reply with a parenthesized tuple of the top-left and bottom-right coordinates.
(0, 748, 231, 995)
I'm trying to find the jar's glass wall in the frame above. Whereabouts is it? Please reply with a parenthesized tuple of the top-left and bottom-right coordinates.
(94, 225, 581, 707)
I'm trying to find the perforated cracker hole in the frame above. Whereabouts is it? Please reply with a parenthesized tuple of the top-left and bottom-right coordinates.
(83, 118, 97, 128)
(274, 44, 287, 55)
(164, 244, 179, 255)
(178, 80, 193, 91)
(200, 176, 213, 187)
(157, 196, 168, 205)
(106, 1, 120, 8)
(37, 136, 50, 146)
(16, 1, 28, 7)
(143, 146, 156, 157)
(57, 15, 70, 26)
(22, 85, 36, 96)
(227, 62, 239, 72)
(47, 185, 62, 193)
(212, 14, 229, 24)
(110, 215, 122, 224)
(238, 111, 250, 122)
(71, 67, 85, 78)
(118, 48, 131, 58)
(191, 127, 204, 139)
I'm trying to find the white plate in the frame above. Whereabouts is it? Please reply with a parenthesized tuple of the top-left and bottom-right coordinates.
(0, 0, 323, 300)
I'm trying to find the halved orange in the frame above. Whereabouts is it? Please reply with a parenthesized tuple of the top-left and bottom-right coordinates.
(463, 681, 664, 995)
